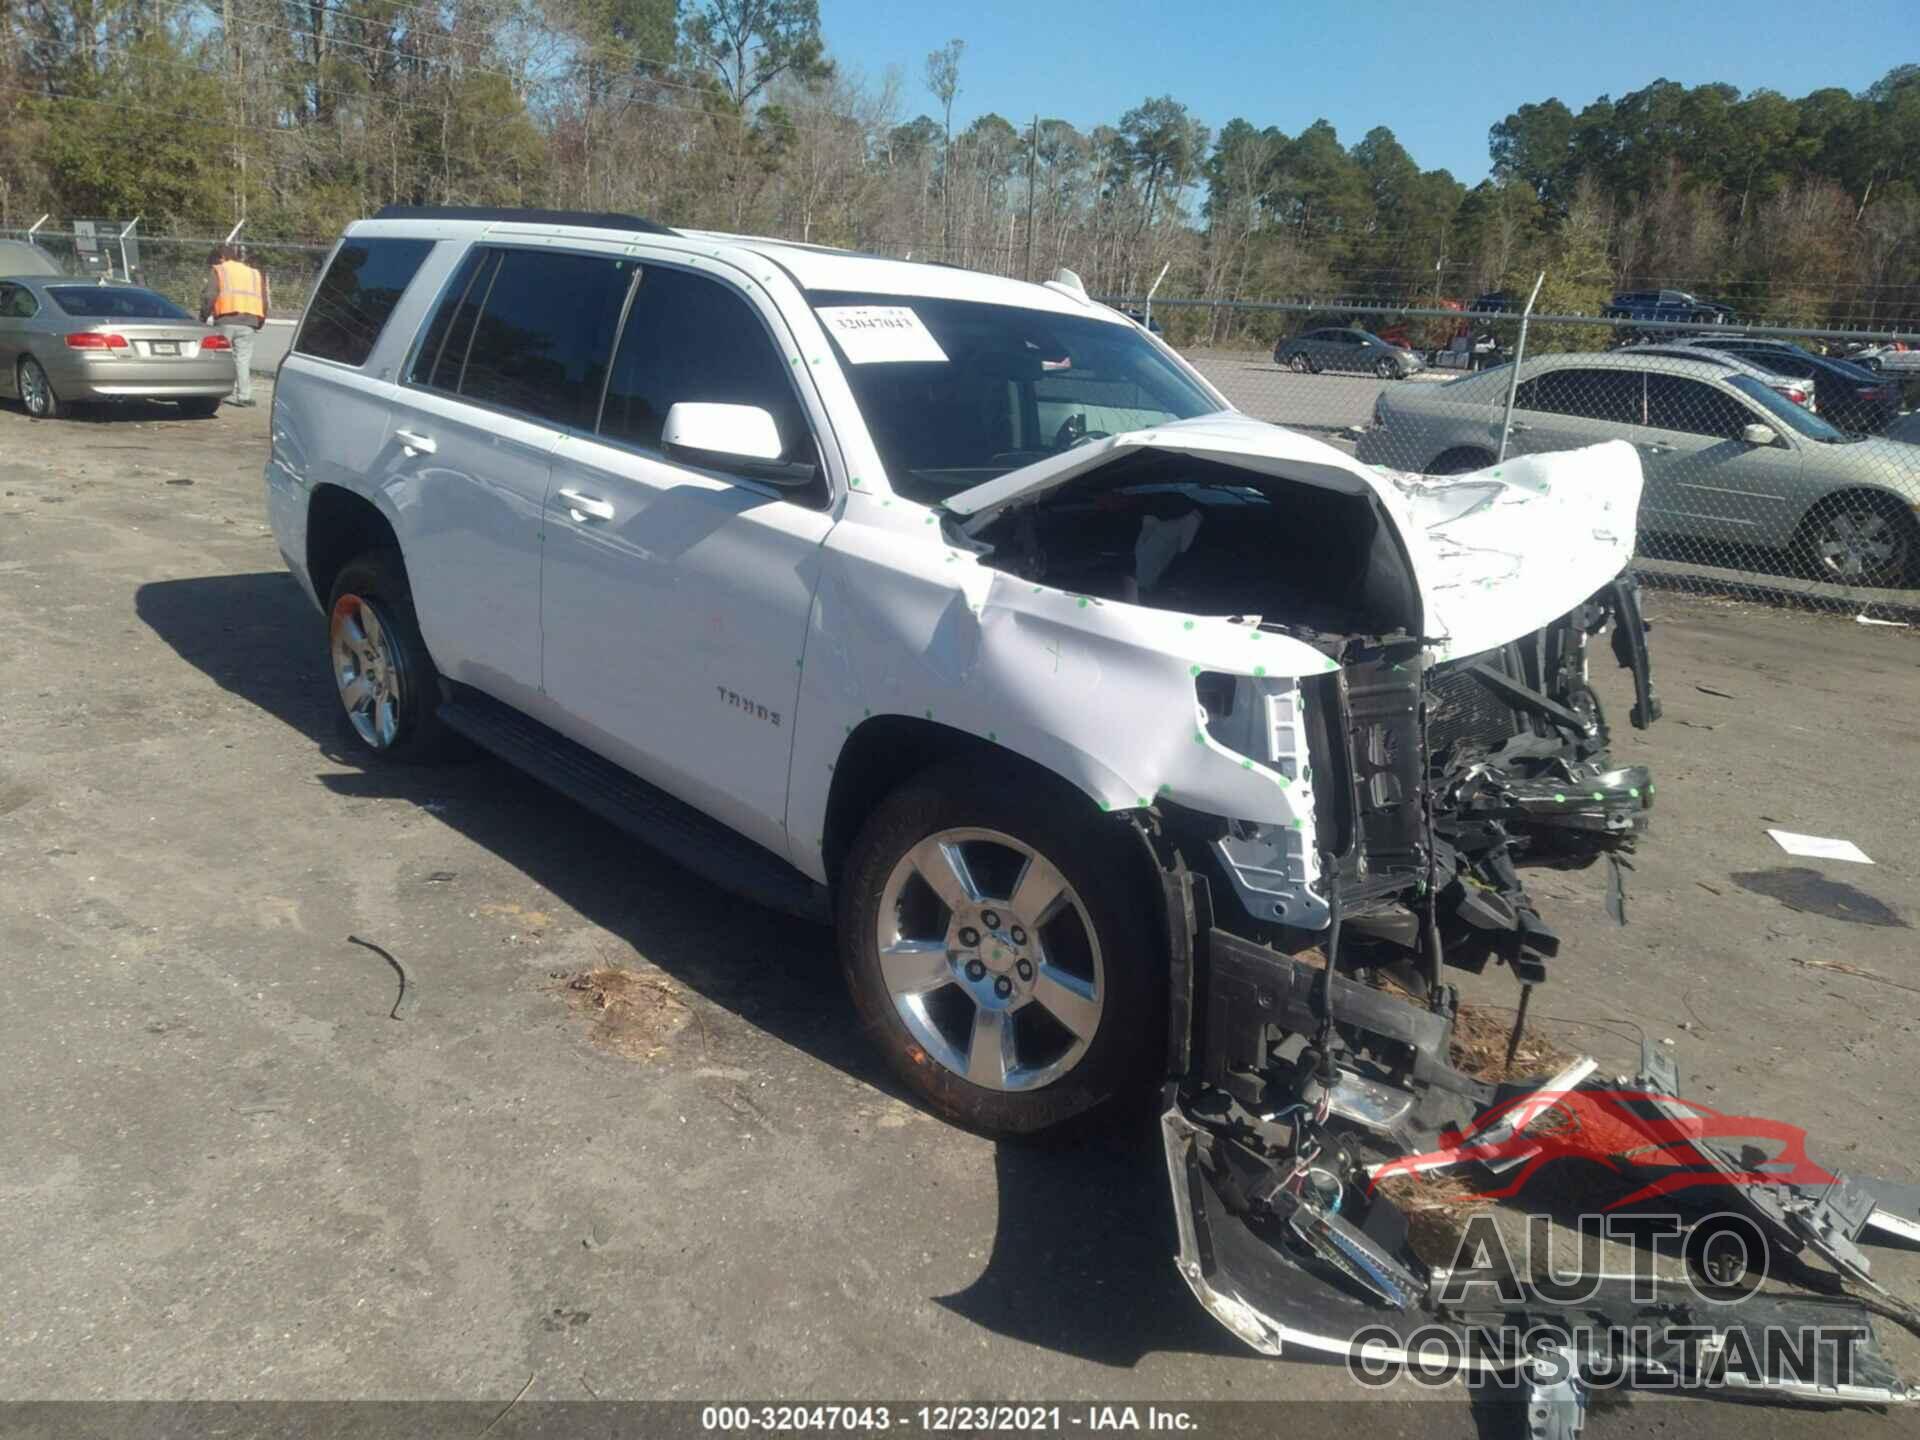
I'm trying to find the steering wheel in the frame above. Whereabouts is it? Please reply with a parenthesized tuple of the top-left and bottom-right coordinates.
(1053, 415, 1113, 450)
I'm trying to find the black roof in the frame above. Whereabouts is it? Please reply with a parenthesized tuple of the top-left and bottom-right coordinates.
(372, 205, 674, 235)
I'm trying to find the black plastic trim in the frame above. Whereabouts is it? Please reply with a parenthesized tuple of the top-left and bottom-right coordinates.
(372, 205, 675, 235)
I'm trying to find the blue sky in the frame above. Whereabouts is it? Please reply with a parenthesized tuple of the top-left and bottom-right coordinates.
(819, 0, 1915, 183)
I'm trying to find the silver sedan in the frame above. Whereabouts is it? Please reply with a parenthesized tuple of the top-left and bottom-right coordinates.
(0, 275, 236, 418)
(1356, 350, 1920, 587)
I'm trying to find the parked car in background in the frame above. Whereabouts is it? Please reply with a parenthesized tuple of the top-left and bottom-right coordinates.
(1668, 335, 1901, 433)
(1467, 291, 1515, 314)
(0, 239, 62, 276)
(0, 278, 235, 418)
(1627, 343, 1816, 410)
(1604, 289, 1737, 326)
(1357, 350, 1920, 586)
(1273, 326, 1424, 377)
(1846, 342, 1920, 377)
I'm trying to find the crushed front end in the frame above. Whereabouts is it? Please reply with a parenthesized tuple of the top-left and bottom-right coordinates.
(1151, 579, 1918, 1408)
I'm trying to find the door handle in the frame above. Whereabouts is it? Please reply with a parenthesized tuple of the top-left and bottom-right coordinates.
(557, 487, 615, 522)
(394, 429, 436, 456)
(1639, 442, 1674, 455)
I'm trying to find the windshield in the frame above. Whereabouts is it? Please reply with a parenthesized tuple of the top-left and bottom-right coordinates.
(1727, 375, 1850, 442)
(48, 286, 191, 321)
(809, 290, 1220, 503)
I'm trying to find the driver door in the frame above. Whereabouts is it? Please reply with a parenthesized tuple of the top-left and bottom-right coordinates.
(1637, 373, 1801, 540)
(538, 259, 835, 861)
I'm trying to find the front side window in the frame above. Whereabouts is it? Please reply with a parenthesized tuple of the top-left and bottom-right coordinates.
(810, 290, 1218, 503)
(294, 237, 434, 368)
(1645, 375, 1754, 439)
(48, 286, 189, 320)
(600, 265, 809, 461)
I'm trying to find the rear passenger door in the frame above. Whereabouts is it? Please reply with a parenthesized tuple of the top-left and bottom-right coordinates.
(1638, 373, 1799, 539)
(386, 244, 636, 712)
(1507, 367, 1643, 456)
(539, 260, 835, 861)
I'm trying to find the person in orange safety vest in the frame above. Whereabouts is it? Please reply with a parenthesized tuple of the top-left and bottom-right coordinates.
(200, 245, 271, 408)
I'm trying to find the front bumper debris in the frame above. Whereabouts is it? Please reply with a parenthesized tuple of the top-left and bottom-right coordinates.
(1149, 576, 1918, 1411)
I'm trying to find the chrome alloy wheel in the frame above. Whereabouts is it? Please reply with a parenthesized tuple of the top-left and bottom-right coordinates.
(875, 827, 1105, 1092)
(329, 593, 407, 749)
(1813, 504, 1906, 585)
(20, 359, 53, 417)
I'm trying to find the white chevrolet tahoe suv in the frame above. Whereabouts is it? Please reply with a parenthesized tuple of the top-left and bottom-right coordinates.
(268, 206, 1661, 1148)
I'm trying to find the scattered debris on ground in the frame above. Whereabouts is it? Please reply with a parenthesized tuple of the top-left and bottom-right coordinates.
(558, 965, 697, 1061)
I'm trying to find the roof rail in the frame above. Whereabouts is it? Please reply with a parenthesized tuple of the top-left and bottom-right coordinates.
(371, 205, 675, 235)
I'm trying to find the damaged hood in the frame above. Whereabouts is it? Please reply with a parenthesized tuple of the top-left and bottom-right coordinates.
(1389, 441, 1644, 660)
(943, 416, 1644, 662)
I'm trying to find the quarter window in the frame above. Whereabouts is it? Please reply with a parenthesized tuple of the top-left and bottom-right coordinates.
(600, 266, 809, 462)
(294, 237, 434, 367)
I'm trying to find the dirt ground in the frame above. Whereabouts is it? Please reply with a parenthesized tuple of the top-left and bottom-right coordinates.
(3, 388, 1919, 1437)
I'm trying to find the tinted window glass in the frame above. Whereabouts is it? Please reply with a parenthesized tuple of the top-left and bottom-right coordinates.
(295, 238, 433, 367)
(0, 283, 36, 318)
(48, 286, 190, 320)
(601, 266, 806, 460)
(1515, 368, 1642, 424)
(410, 247, 496, 393)
(1645, 375, 1753, 439)
(458, 249, 634, 429)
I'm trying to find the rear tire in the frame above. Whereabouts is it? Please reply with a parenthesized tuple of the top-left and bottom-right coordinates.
(326, 550, 452, 762)
(18, 357, 59, 418)
(838, 757, 1162, 1137)
(177, 397, 222, 418)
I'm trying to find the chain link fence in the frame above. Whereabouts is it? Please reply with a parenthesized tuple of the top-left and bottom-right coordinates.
(0, 227, 331, 319)
(1135, 299, 1920, 620)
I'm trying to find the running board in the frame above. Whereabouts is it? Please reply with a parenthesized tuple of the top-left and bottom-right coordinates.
(438, 687, 830, 923)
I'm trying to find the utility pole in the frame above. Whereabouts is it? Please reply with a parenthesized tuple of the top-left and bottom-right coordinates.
(1024, 114, 1037, 282)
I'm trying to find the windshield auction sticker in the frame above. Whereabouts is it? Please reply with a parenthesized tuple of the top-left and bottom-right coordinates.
(816, 306, 949, 364)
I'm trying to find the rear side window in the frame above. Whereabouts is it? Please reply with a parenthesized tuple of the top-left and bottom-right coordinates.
(600, 266, 807, 459)
(1515, 368, 1642, 424)
(456, 249, 635, 429)
(295, 237, 434, 367)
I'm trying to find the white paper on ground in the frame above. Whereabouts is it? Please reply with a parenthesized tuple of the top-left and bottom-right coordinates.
(1767, 829, 1875, 865)
(815, 305, 948, 364)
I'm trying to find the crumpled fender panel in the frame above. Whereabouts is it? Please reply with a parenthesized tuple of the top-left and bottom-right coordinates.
(784, 520, 1338, 881)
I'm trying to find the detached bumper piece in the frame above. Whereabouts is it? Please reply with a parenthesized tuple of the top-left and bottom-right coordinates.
(1159, 924, 1919, 1408)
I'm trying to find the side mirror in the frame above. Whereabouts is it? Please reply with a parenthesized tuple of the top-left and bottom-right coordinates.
(662, 402, 816, 488)
(1741, 422, 1781, 447)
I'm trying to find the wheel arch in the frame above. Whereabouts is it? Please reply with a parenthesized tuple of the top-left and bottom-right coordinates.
(820, 716, 1152, 895)
(1791, 483, 1918, 538)
(307, 483, 405, 610)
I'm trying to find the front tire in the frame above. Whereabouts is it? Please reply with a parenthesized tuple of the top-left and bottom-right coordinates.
(19, 357, 59, 418)
(1798, 493, 1915, 588)
(326, 551, 451, 762)
(1286, 353, 1309, 373)
(838, 757, 1161, 1137)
